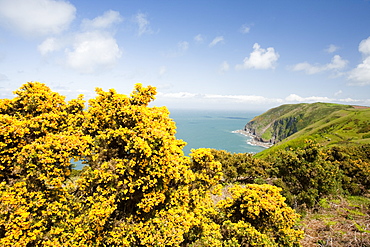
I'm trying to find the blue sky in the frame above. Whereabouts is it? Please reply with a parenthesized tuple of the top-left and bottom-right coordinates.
(0, 0, 370, 111)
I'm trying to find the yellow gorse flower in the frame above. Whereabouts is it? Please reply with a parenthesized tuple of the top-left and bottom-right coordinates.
(0, 82, 303, 246)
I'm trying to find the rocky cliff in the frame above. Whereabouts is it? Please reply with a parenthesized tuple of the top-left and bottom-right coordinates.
(244, 102, 353, 145)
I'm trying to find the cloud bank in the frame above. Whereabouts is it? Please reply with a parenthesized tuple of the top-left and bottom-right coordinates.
(156, 91, 369, 109)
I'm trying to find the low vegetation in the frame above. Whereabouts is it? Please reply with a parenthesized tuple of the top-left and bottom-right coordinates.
(300, 196, 370, 246)
(0, 82, 303, 246)
(1, 82, 369, 246)
(246, 102, 370, 154)
(212, 142, 370, 246)
(217, 101, 370, 246)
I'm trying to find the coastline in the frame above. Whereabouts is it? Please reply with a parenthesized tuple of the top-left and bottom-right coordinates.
(232, 129, 273, 149)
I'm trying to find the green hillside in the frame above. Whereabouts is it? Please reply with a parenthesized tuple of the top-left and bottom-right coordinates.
(245, 103, 370, 156)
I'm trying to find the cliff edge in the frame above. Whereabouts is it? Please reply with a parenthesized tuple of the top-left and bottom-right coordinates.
(244, 102, 364, 146)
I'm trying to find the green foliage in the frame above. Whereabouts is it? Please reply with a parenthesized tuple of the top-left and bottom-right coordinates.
(269, 141, 342, 207)
(211, 150, 271, 183)
(267, 140, 370, 208)
(363, 133, 370, 139)
(318, 198, 330, 209)
(357, 122, 370, 133)
(326, 145, 370, 195)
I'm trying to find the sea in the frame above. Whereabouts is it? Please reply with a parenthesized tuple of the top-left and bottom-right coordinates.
(73, 109, 265, 170)
(169, 109, 266, 155)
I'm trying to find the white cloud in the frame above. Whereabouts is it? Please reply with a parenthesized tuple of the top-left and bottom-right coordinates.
(239, 24, 251, 34)
(285, 94, 363, 105)
(348, 57, 370, 85)
(37, 10, 123, 73)
(285, 94, 304, 102)
(292, 62, 322, 74)
(81, 10, 122, 30)
(194, 34, 204, 43)
(204, 94, 282, 104)
(209, 36, 224, 47)
(334, 90, 342, 96)
(178, 41, 189, 51)
(359, 37, 370, 55)
(219, 61, 230, 73)
(348, 36, 370, 85)
(157, 91, 282, 105)
(158, 92, 197, 99)
(339, 98, 362, 103)
(285, 94, 331, 103)
(236, 43, 279, 70)
(38, 37, 61, 55)
(156, 90, 370, 109)
(325, 44, 339, 53)
(292, 55, 348, 74)
(0, 0, 75, 37)
(134, 12, 152, 36)
(326, 55, 348, 70)
(65, 31, 122, 73)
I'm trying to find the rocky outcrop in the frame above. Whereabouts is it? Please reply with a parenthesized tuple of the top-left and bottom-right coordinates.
(244, 110, 301, 145)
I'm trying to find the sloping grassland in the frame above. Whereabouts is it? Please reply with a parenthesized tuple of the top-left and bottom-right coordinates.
(246, 103, 370, 157)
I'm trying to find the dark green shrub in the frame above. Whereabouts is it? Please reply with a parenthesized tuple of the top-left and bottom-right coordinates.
(210, 150, 271, 183)
(269, 141, 342, 207)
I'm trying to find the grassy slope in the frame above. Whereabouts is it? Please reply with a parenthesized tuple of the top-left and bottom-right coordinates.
(254, 103, 370, 158)
(246, 103, 351, 141)
(247, 103, 370, 245)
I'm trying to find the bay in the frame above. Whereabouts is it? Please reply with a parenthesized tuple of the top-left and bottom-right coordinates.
(169, 109, 266, 155)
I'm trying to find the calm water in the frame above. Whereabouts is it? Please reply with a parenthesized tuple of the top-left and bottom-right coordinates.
(74, 109, 265, 169)
(169, 109, 266, 155)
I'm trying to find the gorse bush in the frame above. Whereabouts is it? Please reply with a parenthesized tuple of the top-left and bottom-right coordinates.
(216, 184, 303, 247)
(0, 82, 303, 246)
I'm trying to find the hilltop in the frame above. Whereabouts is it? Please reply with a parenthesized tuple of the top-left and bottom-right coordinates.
(243, 102, 370, 156)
